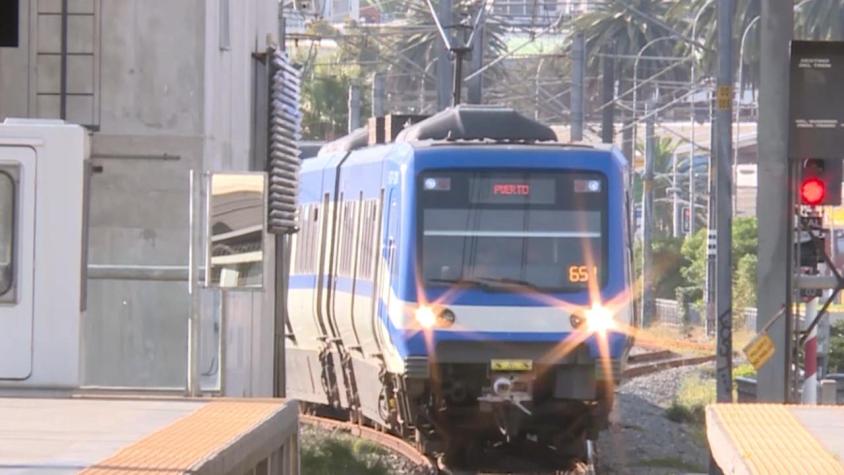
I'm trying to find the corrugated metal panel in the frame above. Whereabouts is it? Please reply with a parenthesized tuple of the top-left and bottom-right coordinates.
(267, 48, 301, 234)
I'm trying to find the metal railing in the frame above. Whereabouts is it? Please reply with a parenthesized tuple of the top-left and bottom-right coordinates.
(653, 298, 755, 331)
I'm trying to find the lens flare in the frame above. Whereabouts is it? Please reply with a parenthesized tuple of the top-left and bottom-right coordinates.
(415, 306, 437, 329)
(585, 304, 616, 333)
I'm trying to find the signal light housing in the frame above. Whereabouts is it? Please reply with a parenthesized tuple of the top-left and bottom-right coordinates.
(800, 158, 842, 206)
(800, 177, 826, 205)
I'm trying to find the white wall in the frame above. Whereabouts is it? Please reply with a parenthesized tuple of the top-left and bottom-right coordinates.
(0, 0, 280, 396)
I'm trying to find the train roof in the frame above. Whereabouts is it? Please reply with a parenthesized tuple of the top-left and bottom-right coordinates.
(394, 105, 556, 143)
(309, 107, 621, 174)
(318, 106, 619, 155)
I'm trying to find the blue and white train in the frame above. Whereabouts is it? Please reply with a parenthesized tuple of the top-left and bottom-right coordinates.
(286, 106, 635, 462)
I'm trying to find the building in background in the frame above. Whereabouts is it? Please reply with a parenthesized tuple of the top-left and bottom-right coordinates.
(0, 0, 280, 396)
(493, 0, 593, 26)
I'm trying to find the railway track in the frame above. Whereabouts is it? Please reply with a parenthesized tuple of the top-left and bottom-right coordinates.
(301, 413, 593, 474)
(623, 348, 716, 378)
(300, 414, 437, 473)
(300, 350, 707, 474)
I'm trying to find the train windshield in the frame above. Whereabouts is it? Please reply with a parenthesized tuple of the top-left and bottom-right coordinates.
(418, 170, 606, 292)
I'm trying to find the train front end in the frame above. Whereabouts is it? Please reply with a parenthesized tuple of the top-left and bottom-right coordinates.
(393, 144, 633, 457)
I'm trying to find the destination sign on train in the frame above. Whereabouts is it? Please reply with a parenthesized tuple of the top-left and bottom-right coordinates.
(470, 177, 555, 204)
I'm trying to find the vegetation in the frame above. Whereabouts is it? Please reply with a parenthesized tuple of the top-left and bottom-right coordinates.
(666, 364, 758, 427)
(301, 436, 392, 475)
(679, 217, 758, 309)
(830, 320, 844, 374)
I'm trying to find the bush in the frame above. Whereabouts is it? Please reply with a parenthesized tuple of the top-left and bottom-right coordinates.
(665, 402, 704, 424)
(733, 363, 756, 380)
(681, 217, 757, 308)
(733, 254, 757, 314)
(301, 437, 391, 475)
(665, 374, 715, 426)
(830, 320, 844, 373)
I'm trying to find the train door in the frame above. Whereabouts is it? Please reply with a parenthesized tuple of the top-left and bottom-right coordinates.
(0, 146, 36, 379)
(375, 185, 399, 351)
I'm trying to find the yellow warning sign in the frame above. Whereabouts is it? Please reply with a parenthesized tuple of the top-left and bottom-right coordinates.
(743, 333, 776, 370)
(716, 85, 733, 111)
(490, 359, 533, 372)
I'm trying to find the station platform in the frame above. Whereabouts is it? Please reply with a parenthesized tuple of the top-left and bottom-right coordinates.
(0, 397, 299, 474)
(707, 403, 844, 474)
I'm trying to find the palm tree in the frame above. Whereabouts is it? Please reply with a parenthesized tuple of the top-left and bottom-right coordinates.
(573, 0, 678, 77)
(635, 137, 681, 236)
(388, 0, 508, 112)
(670, 0, 761, 88)
(571, 0, 681, 156)
(796, 0, 844, 40)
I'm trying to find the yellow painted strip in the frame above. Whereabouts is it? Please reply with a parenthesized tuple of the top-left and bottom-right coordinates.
(81, 399, 284, 474)
(490, 359, 533, 372)
(710, 404, 844, 474)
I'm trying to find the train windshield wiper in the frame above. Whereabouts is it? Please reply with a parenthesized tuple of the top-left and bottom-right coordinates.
(474, 277, 542, 292)
(427, 277, 501, 292)
(427, 277, 540, 292)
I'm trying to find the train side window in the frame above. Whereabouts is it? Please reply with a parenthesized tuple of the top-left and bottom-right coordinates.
(0, 169, 16, 299)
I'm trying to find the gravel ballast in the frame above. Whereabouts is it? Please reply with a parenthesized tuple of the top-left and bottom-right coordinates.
(597, 363, 714, 475)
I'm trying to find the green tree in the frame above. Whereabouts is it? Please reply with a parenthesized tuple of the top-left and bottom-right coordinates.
(680, 227, 706, 302)
(669, 0, 761, 87)
(573, 0, 678, 75)
(681, 217, 758, 305)
(733, 253, 757, 311)
(299, 65, 360, 140)
(634, 236, 688, 300)
(390, 0, 509, 109)
(796, 1, 844, 41)
(571, 0, 681, 159)
(829, 320, 844, 373)
(634, 137, 680, 237)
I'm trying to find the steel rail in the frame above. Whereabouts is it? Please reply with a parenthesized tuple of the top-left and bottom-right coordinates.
(300, 414, 437, 472)
(623, 351, 716, 378)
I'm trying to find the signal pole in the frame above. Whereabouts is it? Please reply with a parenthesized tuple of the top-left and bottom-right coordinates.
(372, 72, 385, 117)
(467, 11, 485, 105)
(348, 85, 361, 132)
(436, 0, 453, 111)
(571, 32, 585, 142)
(600, 51, 615, 144)
(714, 0, 734, 405)
(756, 0, 793, 403)
(642, 104, 656, 327)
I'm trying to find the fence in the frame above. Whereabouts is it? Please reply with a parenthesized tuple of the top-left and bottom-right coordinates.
(653, 298, 756, 331)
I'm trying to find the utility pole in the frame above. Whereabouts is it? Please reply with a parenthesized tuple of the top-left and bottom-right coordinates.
(348, 85, 361, 133)
(642, 104, 656, 327)
(571, 32, 585, 142)
(466, 12, 484, 105)
(600, 51, 615, 144)
(436, 0, 453, 111)
(706, 122, 717, 337)
(714, 0, 734, 405)
(672, 152, 680, 237)
(756, 0, 793, 403)
(372, 72, 385, 117)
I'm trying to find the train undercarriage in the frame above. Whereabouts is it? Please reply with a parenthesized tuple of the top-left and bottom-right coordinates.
(401, 361, 614, 469)
(290, 340, 621, 471)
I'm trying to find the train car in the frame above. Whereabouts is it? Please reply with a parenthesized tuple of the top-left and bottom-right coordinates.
(285, 106, 635, 463)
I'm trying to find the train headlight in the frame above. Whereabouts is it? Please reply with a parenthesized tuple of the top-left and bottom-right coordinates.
(414, 306, 455, 329)
(415, 306, 437, 329)
(584, 304, 616, 333)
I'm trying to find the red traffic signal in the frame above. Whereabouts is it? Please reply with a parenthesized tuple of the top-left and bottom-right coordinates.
(800, 177, 826, 205)
(799, 158, 842, 206)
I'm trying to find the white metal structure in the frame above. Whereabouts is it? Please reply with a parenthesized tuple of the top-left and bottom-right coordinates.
(0, 119, 88, 388)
